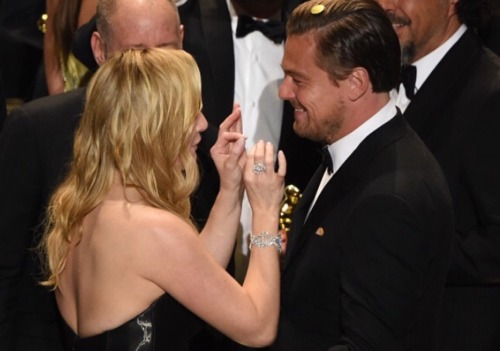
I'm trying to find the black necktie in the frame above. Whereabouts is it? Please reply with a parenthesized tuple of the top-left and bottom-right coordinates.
(319, 147, 333, 175)
(235, 15, 285, 44)
(400, 65, 417, 99)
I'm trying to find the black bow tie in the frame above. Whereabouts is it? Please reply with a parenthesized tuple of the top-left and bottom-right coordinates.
(236, 15, 285, 44)
(319, 147, 333, 175)
(400, 65, 417, 99)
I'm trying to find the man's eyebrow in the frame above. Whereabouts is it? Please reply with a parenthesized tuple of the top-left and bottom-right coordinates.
(282, 67, 307, 79)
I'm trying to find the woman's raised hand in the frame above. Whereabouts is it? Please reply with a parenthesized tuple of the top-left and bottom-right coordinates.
(244, 141, 287, 218)
(210, 104, 246, 193)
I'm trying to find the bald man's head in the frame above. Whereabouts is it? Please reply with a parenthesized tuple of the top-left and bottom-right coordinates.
(92, 0, 183, 65)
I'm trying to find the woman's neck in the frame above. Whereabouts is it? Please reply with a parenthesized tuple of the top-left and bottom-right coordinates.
(104, 172, 147, 204)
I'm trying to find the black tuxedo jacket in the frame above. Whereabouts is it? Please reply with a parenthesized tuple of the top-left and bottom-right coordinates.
(275, 113, 454, 351)
(403, 29, 500, 350)
(0, 88, 217, 350)
(0, 70, 6, 132)
(0, 89, 84, 350)
(179, 0, 320, 191)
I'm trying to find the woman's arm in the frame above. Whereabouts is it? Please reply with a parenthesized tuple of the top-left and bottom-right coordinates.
(143, 141, 285, 346)
(198, 106, 246, 267)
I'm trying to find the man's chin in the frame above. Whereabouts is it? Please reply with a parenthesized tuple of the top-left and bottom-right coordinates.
(293, 123, 312, 140)
(401, 42, 416, 65)
(292, 122, 303, 137)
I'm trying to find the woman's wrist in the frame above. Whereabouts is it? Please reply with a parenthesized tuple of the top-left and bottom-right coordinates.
(219, 176, 244, 193)
(220, 187, 244, 199)
(249, 231, 282, 253)
(251, 209, 280, 223)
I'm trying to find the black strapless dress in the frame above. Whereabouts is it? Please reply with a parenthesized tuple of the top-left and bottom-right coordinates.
(61, 294, 205, 351)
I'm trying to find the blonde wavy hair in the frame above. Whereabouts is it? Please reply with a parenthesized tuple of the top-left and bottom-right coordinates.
(41, 48, 202, 288)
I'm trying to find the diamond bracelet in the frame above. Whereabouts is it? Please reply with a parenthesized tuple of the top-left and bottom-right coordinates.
(249, 231, 282, 253)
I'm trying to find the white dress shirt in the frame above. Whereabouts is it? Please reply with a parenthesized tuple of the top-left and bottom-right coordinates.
(226, 0, 285, 281)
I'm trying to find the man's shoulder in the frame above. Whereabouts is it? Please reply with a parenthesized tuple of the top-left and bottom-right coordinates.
(436, 29, 499, 87)
(439, 41, 500, 111)
(363, 115, 442, 177)
(474, 47, 500, 86)
(2, 89, 85, 145)
(12, 88, 85, 118)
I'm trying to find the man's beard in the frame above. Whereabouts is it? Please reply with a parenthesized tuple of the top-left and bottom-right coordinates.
(293, 116, 343, 146)
(401, 42, 416, 65)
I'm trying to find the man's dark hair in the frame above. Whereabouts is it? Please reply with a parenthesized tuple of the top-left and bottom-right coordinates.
(287, 0, 401, 92)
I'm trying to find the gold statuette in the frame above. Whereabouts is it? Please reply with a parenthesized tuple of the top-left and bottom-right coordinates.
(279, 184, 302, 234)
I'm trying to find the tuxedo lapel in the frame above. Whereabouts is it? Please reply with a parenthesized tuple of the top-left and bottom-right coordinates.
(200, 0, 235, 126)
(283, 163, 325, 265)
(405, 29, 479, 131)
(283, 113, 407, 272)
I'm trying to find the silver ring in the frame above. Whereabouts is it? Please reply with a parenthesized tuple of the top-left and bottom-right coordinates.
(252, 163, 266, 175)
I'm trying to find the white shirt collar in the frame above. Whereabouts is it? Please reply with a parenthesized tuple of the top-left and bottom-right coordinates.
(327, 98, 397, 174)
(413, 24, 467, 91)
(226, 0, 237, 18)
(306, 98, 397, 219)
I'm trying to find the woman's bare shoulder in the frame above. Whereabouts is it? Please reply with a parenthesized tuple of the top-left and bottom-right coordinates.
(93, 199, 198, 249)
(117, 204, 206, 289)
(123, 204, 198, 248)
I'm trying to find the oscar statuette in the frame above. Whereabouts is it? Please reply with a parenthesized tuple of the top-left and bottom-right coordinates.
(279, 185, 302, 257)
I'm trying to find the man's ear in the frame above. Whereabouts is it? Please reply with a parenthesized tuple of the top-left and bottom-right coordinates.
(347, 67, 369, 101)
(179, 24, 185, 48)
(91, 32, 106, 66)
(448, 0, 458, 17)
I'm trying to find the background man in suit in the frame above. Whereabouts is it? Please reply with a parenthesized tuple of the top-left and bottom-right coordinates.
(177, 0, 322, 282)
(375, 0, 500, 349)
(0, 0, 218, 349)
(274, 0, 454, 350)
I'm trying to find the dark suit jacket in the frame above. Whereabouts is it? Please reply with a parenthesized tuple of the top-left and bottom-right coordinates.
(0, 88, 218, 350)
(0, 89, 84, 351)
(274, 113, 454, 351)
(0, 70, 6, 131)
(179, 0, 320, 192)
(0, 0, 44, 49)
(0, 0, 46, 101)
(479, 1, 500, 55)
(403, 29, 500, 351)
